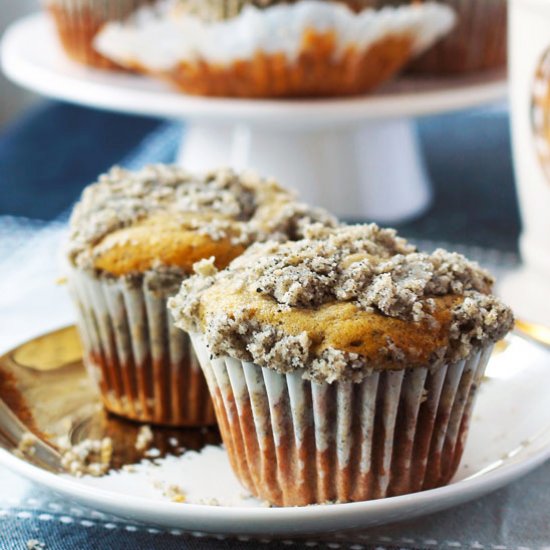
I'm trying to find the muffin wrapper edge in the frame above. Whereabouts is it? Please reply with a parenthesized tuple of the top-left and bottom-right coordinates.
(190, 332, 493, 506)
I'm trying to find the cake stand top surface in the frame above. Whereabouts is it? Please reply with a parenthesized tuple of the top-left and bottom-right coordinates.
(2, 13, 507, 128)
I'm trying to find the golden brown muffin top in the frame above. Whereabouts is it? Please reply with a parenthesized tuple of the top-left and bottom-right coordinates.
(169, 224, 514, 382)
(68, 165, 335, 277)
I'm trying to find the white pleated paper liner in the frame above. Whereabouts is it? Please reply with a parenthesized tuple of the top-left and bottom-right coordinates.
(191, 332, 493, 506)
(68, 268, 216, 426)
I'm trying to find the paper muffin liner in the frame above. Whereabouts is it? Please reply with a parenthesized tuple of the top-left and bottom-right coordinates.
(95, 1, 455, 97)
(405, 0, 507, 74)
(191, 333, 493, 506)
(45, 0, 153, 69)
(67, 268, 216, 426)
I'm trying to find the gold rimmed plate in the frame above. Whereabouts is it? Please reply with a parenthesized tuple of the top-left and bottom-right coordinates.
(1, 326, 550, 536)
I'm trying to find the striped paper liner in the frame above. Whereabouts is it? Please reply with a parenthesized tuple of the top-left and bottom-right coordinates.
(191, 332, 492, 506)
(68, 268, 216, 426)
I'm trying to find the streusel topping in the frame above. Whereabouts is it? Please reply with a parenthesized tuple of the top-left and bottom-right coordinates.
(173, 0, 380, 22)
(68, 165, 335, 272)
(169, 224, 514, 382)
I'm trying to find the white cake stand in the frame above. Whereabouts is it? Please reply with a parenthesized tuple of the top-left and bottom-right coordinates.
(1, 13, 508, 221)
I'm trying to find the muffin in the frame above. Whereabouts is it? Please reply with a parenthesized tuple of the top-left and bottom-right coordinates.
(94, 0, 455, 98)
(45, 0, 153, 69)
(66, 165, 335, 426)
(169, 224, 514, 505)
(378, 0, 507, 74)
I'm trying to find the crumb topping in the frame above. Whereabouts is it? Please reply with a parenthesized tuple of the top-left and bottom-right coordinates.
(68, 165, 336, 275)
(57, 436, 113, 477)
(16, 432, 38, 457)
(135, 425, 154, 452)
(169, 224, 514, 381)
(174, 0, 406, 22)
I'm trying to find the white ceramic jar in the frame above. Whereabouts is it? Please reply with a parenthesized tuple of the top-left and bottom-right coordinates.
(500, 0, 550, 325)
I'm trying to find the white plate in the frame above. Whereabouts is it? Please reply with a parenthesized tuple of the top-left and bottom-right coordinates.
(1, 333, 549, 536)
(1, 13, 508, 129)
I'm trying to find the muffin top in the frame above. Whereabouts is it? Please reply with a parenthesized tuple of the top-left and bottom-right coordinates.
(46, 0, 151, 14)
(169, 224, 514, 382)
(68, 165, 335, 277)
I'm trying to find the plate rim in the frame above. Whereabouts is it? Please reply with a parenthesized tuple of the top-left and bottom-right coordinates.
(1, 442, 549, 534)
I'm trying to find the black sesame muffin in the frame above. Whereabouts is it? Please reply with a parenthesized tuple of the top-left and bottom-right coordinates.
(95, 0, 455, 97)
(66, 165, 335, 427)
(169, 223, 514, 506)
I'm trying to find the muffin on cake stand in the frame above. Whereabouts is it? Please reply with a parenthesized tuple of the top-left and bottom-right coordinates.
(1, 12, 506, 222)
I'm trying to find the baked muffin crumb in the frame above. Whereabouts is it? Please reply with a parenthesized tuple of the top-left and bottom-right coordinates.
(57, 436, 113, 477)
(135, 425, 154, 452)
(16, 432, 38, 457)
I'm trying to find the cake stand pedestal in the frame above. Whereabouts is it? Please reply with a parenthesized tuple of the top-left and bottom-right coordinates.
(1, 13, 508, 222)
(179, 118, 429, 221)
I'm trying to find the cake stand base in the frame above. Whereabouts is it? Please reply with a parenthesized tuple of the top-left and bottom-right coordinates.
(177, 117, 431, 222)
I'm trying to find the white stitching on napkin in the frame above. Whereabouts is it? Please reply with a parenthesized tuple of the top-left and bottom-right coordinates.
(59, 516, 73, 524)
(80, 520, 95, 527)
